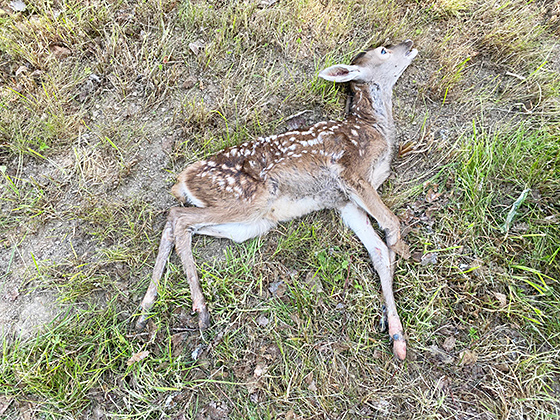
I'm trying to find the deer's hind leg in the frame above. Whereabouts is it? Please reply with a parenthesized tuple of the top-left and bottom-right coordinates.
(137, 206, 274, 330)
(136, 206, 229, 330)
(136, 220, 174, 330)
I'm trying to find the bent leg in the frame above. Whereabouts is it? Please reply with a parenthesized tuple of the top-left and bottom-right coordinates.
(339, 202, 406, 360)
(346, 177, 411, 263)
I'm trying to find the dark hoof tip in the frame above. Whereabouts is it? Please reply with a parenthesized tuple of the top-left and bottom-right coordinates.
(136, 316, 148, 331)
(198, 310, 211, 330)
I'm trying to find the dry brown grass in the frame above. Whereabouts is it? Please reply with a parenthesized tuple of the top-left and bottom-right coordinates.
(0, 0, 559, 419)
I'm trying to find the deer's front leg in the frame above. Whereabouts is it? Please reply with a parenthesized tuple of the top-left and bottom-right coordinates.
(137, 220, 175, 330)
(174, 220, 210, 330)
(347, 177, 411, 263)
(339, 202, 406, 360)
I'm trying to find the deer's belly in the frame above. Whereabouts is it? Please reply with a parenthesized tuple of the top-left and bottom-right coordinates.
(267, 193, 345, 222)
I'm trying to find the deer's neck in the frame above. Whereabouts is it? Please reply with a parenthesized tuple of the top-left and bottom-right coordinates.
(347, 82, 394, 134)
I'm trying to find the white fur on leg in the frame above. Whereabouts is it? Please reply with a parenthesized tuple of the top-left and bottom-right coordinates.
(339, 202, 406, 360)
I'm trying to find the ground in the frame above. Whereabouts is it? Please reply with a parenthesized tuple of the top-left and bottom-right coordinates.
(0, 0, 559, 419)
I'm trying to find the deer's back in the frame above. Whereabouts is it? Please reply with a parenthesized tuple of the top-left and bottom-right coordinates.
(171, 120, 390, 220)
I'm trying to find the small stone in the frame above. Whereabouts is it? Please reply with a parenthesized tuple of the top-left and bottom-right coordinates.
(256, 315, 269, 327)
(459, 349, 477, 366)
(442, 336, 456, 351)
(191, 344, 204, 361)
(494, 292, 507, 307)
(182, 76, 197, 89)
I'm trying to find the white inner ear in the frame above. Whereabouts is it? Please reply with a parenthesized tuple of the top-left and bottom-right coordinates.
(318, 64, 364, 83)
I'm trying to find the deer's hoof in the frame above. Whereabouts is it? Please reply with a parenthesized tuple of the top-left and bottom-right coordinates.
(197, 306, 211, 330)
(135, 314, 148, 331)
(392, 333, 407, 361)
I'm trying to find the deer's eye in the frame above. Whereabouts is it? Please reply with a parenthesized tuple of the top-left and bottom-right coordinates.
(380, 48, 387, 55)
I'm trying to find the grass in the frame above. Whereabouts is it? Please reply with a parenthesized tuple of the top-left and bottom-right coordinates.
(1, 0, 559, 418)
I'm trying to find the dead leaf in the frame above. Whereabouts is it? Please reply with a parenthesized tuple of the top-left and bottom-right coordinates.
(458, 349, 477, 366)
(269, 280, 286, 298)
(4, 286, 20, 302)
(421, 252, 438, 266)
(285, 409, 304, 420)
(253, 363, 267, 379)
(15, 66, 28, 77)
(333, 341, 351, 352)
(127, 350, 149, 366)
(398, 140, 415, 157)
(428, 345, 454, 364)
(494, 292, 507, 307)
(495, 363, 509, 372)
(260, 344, 281, 361)
(147, 318, 158, 342)
(442, 336, 456, 352)
(171, 332, 188, 356)
(259, 0, 278, 7)
(286, 116, 306, 131)
(195, 401, 230, 420)
(425, 188, 443, 203)
(400, 207, 415, 224)
(9, 1, 26, 12)
(189, 40, 205, 56)
(50, 45, 71, 59)
(183, 76, 197, 89)
(91, 403, 106, 420)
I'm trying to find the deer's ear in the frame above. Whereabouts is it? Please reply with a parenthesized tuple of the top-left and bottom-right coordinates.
(318, 64, 364, 83)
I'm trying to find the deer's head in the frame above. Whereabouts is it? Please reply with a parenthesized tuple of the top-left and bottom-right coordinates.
(319, 40, 418, 90)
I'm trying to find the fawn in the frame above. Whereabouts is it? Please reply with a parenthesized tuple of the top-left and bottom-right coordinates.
(137, 40, 417, 360)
